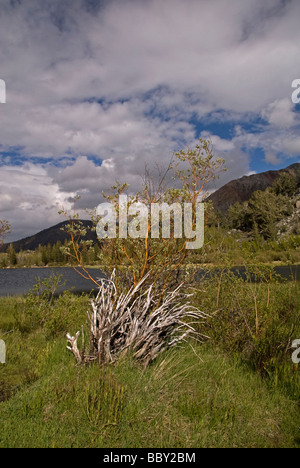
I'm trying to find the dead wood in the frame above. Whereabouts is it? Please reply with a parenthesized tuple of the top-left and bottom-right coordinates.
(66, 270, 208, 367)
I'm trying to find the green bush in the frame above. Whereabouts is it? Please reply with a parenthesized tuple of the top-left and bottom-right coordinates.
(194, 266, 300, 399)
(13, 275, 88, 337)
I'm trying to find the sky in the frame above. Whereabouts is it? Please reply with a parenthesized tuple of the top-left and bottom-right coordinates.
(0, 0, 300, 241)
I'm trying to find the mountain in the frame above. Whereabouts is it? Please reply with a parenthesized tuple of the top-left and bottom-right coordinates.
(2, 220, 96, 253)
(3, 163, 300, 252)
(208, 162, 300, 214)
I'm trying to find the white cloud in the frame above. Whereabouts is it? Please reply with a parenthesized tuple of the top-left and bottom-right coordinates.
(281, 136, 300, 155)
(0, 163, 75, 241)
(265, 151, 282, 165)
(1, 0, 300, 239)
(200, 132, 235, 152)
(2, 0, 300, 159)
(261, 98, 297, 128)
(233, 123, 300, 166)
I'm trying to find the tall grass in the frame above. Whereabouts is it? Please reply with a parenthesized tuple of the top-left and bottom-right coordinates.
(194, 267, 300, 399)
(0, 271, 299, 448)
(0, 340, 299, 448)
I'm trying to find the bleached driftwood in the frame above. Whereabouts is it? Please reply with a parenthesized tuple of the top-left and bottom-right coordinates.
(67, 271, 208, 367)
(66, 331, 82, 364)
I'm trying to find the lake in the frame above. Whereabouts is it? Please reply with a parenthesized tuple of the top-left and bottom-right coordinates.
(0, 267, 105, 297)
(0, 265, 298, 297)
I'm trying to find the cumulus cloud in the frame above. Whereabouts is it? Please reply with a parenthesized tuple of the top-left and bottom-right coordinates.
(261, 98, 297, 128)
(0, 163, 75, 241)
(1, 0, 300, 240)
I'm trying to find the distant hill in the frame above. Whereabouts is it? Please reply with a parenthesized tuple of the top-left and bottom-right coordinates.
(3, 163, 300, 252)
(2, 220, 96, 253)
(208, 162, 300, 214)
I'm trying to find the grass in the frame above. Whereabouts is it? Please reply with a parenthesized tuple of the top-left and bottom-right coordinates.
(1, 226, 300, 269)
(194, 268, 300, 399)
(0, 340, 299, 448)
(0, 273, 299, 448)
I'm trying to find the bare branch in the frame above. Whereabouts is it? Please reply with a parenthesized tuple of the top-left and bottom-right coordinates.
(66, 271, 209, 367)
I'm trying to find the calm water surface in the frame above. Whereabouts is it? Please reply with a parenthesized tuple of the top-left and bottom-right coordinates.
(0, 265, 298, 297)
(0, 267, 105, 296)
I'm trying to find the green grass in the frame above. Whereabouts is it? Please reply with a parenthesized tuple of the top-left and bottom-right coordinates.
(1, 226, 300, 269)
(0, 339, 299, 448)
(0, 275, 299, 448)
(194, 269, 300, 400)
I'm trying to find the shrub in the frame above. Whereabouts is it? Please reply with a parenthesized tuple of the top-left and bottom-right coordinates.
(13, 275, 88, 337)
(194, 266, 300, 399)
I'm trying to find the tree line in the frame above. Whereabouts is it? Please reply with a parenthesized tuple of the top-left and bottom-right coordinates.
(225, 170, 300, 240)
(0, 240, 102, 268)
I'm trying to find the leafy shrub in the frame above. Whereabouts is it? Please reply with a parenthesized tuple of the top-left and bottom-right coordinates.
(194, 266, 300, 398)
(13, 274, 88, 337)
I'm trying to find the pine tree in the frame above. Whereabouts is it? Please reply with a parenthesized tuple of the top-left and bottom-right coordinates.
(41, 246, 49, 265)
(8, 243, 17, 266)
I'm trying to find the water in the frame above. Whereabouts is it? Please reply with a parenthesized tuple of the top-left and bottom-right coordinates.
(0, 267, 105, 297)
(0, 265, 298, 297)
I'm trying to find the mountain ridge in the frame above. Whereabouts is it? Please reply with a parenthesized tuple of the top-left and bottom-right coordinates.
(2, 220, 95, 253)
(3, 162, 300, 252)
(208, 162, 300, 214)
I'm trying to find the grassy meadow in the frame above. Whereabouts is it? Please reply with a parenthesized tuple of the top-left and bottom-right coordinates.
(0, 269, 299, 448)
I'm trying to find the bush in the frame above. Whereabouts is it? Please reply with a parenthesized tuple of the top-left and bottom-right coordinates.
(194, 266, 300, 399)
(13, 275, 88, 338)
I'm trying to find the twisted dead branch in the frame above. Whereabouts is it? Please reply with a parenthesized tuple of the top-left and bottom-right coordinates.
(66, 271, 208, 367)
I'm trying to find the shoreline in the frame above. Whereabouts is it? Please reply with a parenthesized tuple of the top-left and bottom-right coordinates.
(1, 261, 299, 271)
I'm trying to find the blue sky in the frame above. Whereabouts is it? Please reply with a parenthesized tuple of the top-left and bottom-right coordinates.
(0, 0, 300, 240)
